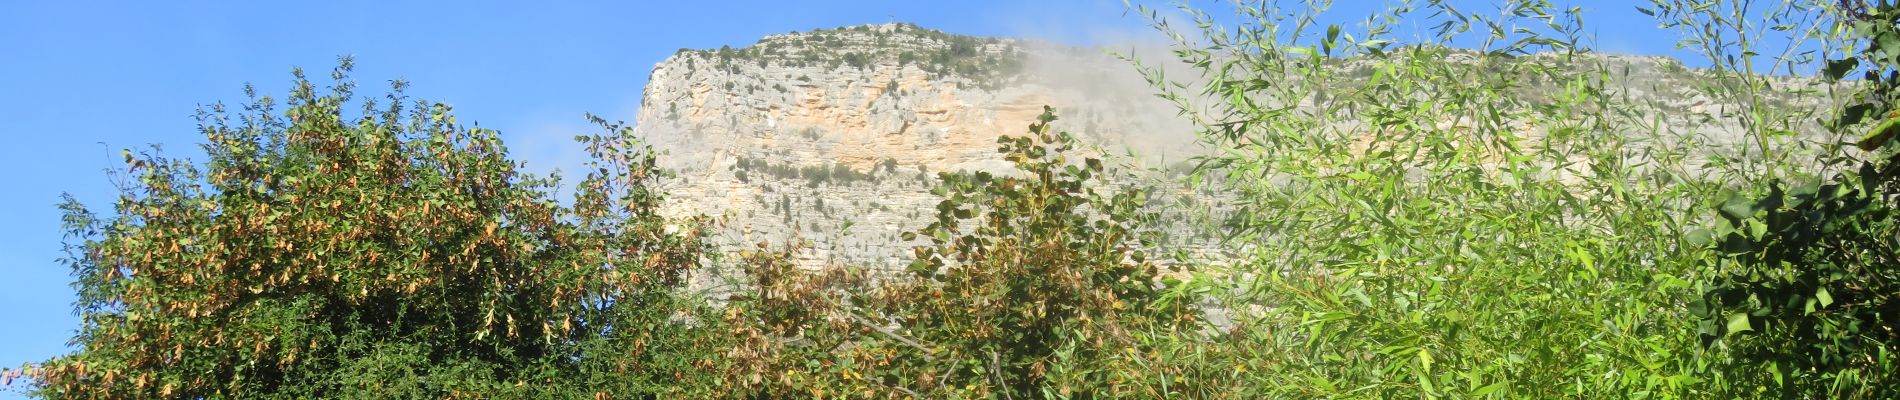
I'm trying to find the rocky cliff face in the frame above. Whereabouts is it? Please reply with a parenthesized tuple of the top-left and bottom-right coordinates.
(632, 23, 1204, 271)
(631, 23, 1844, 276)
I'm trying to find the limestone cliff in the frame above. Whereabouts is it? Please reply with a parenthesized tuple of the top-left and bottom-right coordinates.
(633, 23, 1202, 271)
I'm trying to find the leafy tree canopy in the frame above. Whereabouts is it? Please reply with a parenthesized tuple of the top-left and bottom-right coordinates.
(7, 58, 720, 399)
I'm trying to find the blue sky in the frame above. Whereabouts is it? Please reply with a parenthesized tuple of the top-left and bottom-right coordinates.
(0, 0, 1692, 395)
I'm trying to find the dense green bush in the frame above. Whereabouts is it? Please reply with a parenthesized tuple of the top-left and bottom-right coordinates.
(1692, 1, 1900, 396)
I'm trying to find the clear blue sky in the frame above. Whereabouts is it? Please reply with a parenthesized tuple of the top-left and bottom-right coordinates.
(0, 0, 1687, 395)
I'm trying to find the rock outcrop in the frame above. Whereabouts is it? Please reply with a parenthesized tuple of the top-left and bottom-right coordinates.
(633, 23, 1204, 273)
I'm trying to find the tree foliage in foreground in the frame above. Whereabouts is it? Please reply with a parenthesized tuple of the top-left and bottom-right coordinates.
(6, 59, 720, 398)
(1694, 1, 1900, 396)
(1127, 0, 1864, 397)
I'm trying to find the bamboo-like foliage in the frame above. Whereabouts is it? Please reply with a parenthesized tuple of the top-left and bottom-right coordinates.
(1120, 0, 1859, 397)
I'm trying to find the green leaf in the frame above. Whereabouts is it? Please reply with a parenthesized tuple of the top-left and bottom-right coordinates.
(1823, 58, 1859, 81)
(1719, 193, 1758, 221)
(1725, 312, 1753, 335)
(1472, 381, 1507, 397)
(1688, 298, 1710, 318)
(1880, 33, 1900, 61)
(1857, 116, 1900, 151)
(1816, 286, 1834, 308)
(1323, 25, 1341, 55)
(1685, 228, 1713, 247)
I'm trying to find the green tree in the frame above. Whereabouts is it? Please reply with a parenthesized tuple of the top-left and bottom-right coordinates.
(5, 59, 721, 398)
